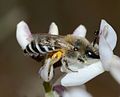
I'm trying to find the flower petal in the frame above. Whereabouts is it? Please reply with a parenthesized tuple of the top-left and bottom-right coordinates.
(53, 85, 66, 97)
(38, 58, 54, 82)
(63, 85, 92, 97)
(48, 22, 59, 35)
(99, 24, 120, 84)
(99, 19, 117, 50)
(61, 61, 104, 86)
(109, 55, 120, 84)
(73, 25, 87, 37)
(99, 32, 113, 71)
(16, 21, 33, 50)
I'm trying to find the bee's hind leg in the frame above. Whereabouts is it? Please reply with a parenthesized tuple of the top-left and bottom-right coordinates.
(47, 51, 63, 77)
(39, 51, 63, 82)
(51, 51, 63, 65)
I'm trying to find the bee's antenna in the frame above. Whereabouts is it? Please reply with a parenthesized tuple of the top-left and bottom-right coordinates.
(93, 30, 99, 47)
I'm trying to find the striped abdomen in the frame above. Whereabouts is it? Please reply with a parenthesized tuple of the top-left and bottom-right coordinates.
(24, 41, 58, 57)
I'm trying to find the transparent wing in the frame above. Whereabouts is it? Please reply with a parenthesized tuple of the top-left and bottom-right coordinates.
(32, 34, 72, 50)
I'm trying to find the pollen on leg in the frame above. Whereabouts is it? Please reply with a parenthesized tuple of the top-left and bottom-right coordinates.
(51, 51, 63, 60)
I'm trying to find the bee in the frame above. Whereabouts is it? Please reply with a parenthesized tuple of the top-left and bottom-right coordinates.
(23, 34, 73, 62)
(16, 21, 100, 76)
(23, 33, 99, 71)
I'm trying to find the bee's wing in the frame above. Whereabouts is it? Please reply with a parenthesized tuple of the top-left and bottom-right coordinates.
(28, 34, 73, 66)
(33, 34, 71, 50)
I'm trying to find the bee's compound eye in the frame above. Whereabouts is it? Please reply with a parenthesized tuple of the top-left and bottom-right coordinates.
(85, 49, 99, 59)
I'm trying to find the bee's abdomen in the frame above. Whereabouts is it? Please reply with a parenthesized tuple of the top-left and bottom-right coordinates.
(24, 41, 56, 56)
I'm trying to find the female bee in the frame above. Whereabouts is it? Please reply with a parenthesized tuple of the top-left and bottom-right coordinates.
(23, 34, 74, 61)
(21, 32, 99, 64)
(16, 20, 99, 66)
(16, 21, 99, 81)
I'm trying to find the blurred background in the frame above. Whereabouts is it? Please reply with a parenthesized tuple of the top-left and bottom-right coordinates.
(0, 0, 120, 97)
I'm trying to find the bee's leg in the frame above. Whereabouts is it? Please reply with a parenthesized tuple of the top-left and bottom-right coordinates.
(39, 51, 63, 82)
(51, 51, 63, 64)
(61, 58, 78, 72)
(47, 51, 63, 77)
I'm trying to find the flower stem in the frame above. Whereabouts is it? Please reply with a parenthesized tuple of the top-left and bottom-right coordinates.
(43, 81, 54, 97)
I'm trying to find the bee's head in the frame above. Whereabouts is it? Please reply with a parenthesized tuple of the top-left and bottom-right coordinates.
(61, 38, 100, 72)
(73, 38, 89, 54)
(70, 37, 100, 64)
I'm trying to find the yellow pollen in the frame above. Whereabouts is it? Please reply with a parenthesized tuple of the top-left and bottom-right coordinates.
(51, 51, 62, 60)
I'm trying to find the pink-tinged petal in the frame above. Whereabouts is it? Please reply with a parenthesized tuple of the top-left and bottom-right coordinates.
(73, 25, 87, 37)
(38, 58, 54, 82)
(99, 19, 117, 50)
(63, 86, 92, 97)
(16, 21, 33, 49)
(49, 22, 59, 35)
(99, 33, 113, 71)
(53, 85, 66, 97)
(61, 61, 104, 86)
(109, 55, 120, 84)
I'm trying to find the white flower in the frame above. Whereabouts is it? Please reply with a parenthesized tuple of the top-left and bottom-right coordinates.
(16, 21, 93, 97)
(53, 84, 92, 97)
(62, 85, 92, 97)
(16, 20, 120, 97)
(61, 19, 120, 86)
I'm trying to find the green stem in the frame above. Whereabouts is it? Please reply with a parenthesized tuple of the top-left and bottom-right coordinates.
(43, 81, 54, 97)
(43, 81, 52, 92)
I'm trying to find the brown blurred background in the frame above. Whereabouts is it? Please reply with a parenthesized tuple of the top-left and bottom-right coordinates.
(0, 0, 120, 97)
